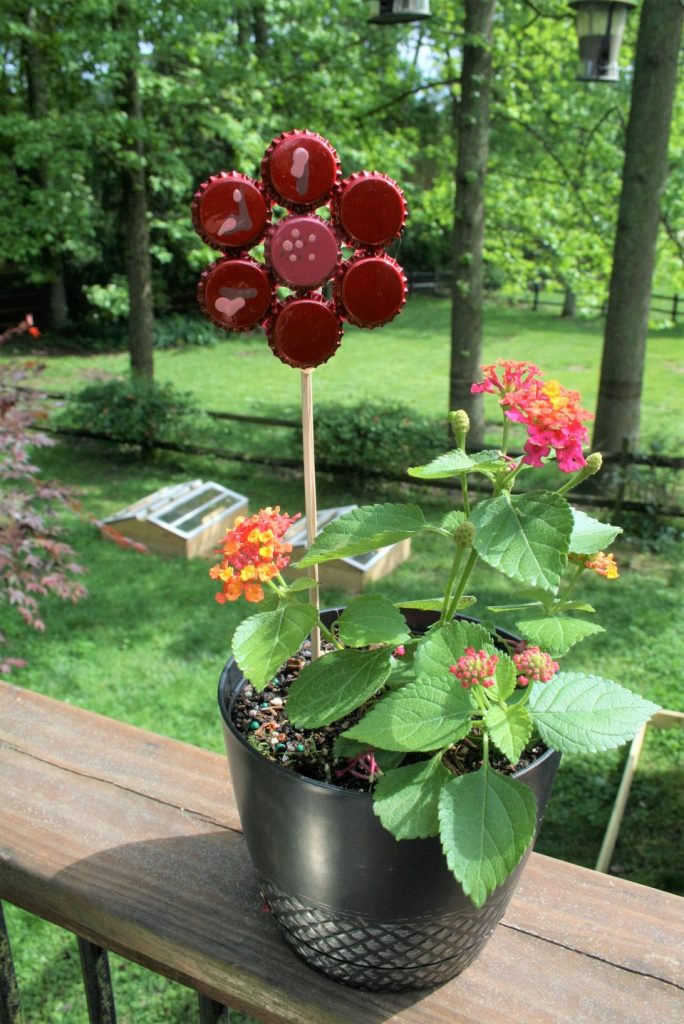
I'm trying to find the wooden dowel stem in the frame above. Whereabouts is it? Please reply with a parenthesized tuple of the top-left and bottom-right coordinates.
(300, 370, 321, 659)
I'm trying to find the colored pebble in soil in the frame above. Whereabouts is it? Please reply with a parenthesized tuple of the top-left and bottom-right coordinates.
(230, 640, 375, 790)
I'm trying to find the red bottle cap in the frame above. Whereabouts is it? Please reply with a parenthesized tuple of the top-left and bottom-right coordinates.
(335, 253, 407, 328)
(262, 131, 340, 210)
(265, 214, 340, 290)
(192, 172, 270, 251)
(198, 257, 273, 332)
(267, 295, 342, 368)
(332, 172, 407, 248)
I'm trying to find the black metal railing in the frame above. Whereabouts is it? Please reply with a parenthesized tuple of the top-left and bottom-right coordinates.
(0, 903, 230, 1024)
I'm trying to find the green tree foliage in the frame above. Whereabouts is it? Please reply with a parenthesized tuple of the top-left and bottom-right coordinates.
(1, 2, 682, 410)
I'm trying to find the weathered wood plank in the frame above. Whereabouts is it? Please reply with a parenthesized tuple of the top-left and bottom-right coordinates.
(0, 682, 237, 829)
(506, 854, 684, 988)
(1, 681, 683, 1024)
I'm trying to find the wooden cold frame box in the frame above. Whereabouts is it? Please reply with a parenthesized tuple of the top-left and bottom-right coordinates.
(284, 506, 411, 594)
(102, 480, 248, 559)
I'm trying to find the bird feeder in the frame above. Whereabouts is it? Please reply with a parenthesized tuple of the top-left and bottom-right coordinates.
(569, 1, 636, 82)
(368, 1, 431, 25)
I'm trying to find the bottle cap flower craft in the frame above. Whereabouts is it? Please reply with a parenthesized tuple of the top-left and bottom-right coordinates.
(192, 130, 408, 369)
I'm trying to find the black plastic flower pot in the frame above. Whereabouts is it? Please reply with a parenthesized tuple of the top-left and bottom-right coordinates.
(217, 608, 561, 991)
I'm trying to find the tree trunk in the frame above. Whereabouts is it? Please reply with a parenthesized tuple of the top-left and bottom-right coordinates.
(48, 262, 69, 330)
(25, 4, 70, 330)
(561, 287, 576, 318)
(253, 2, 268, 58)
(593, 0, 683, 453)
(121, 58, 155, 379)
(448, 0, 496, 449)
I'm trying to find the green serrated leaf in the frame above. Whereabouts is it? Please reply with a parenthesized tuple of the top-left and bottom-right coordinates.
(471, 491, 573, 593)
(287, 648, 392, 728)
(561, 601, 596, 613)
(297, 503, 426, 566)
(415, 620, 492, 686)
(488, 602, 545, 614)
(484, 704, 534, 763)
(438, 769, 537, 907)
(488, 654, 517, 702)
(286, 576, 319, 593)
(441, 510, 466, 533)
(338, 595, 410, 648)
(373, 759, 450, 839)
(408, 449, 502, 479)
(232, 604, 319, 690)
(344, 674, 472, 752)
(516, 616, 604, 657)
(529, 672, 660, 753)
(569, 508, 622, 555)
(395, 598, 444, 612)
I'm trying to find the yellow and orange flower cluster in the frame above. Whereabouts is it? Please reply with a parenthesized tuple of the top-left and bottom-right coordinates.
(584, 551, 619, 579)
(210, 506, 300, 604)
(570, 550, 619, 579)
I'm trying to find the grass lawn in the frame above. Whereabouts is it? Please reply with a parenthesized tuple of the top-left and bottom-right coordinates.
(9, 298, 684, 450)
(2, 301, 683, 1022)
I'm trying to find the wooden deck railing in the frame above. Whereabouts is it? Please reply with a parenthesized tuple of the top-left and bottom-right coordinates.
(1, 680, 683, 1024)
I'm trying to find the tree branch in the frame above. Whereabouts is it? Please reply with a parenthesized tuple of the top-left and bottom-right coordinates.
(660, 210, 684, 267)
(362, 76, 458, 120)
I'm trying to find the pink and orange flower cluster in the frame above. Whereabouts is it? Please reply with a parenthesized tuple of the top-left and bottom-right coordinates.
(210, 506, 299, 604)
(472, 359, 593, 472)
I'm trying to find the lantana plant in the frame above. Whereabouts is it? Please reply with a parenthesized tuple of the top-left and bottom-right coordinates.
(213, 361, 659, 907)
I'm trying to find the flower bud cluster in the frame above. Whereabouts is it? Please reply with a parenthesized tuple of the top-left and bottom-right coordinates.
(512, 646, 559, 687)
(449, 648, 499, 689)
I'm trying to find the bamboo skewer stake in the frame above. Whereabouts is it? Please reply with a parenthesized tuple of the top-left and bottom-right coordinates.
(300, 369, 321, 660)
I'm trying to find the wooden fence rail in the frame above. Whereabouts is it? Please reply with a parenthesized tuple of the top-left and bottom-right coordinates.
(403, 272, 680, 323)
(33, 422, 683, 520)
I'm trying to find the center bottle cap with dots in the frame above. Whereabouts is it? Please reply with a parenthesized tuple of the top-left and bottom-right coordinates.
(192, 130, 408, 370)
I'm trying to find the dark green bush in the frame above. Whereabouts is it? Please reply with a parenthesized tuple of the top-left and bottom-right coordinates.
(57, 377, 202, 452)
(314, 401, 444, 480)
(153, 314, 219, 349)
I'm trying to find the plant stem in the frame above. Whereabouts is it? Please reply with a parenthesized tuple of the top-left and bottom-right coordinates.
(440, 543, 465, 624)
(445, 548, 480, 621)
(501, 412, 510, 456)
(460, 473, 471, 517)
(558, 562, 585, 602)
(317, 619, 344, 650)
(495, 455, 525, 495)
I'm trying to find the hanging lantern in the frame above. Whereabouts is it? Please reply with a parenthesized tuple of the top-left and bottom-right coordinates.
(569, 1, 637, 82)
(368, 1, 431, 26)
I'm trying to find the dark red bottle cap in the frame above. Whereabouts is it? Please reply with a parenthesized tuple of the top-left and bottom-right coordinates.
(265, 214, 340, 290)
(192, 172, 270, 251)
(198, 256, 273, 332)
(267, 294, 342, 368)
(332, 172, 407, 248)
(334, 253, 407, 328)
(262, 131, 340, 210)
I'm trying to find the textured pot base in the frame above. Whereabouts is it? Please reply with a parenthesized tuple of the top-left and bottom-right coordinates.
(262, 878, 514, 991)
